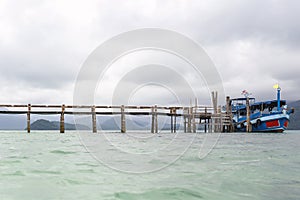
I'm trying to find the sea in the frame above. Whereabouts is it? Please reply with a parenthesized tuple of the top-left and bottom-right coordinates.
(0, 130, 299, 200)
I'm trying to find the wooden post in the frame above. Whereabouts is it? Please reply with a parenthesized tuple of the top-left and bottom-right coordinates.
(174, 108, 177, 133)
(225, 96, 230, 132)
(246, 97, 252, 132)
(27, 104, 31, 133)
(170, 107, 175, 133)
(92, 105, 97, 133)
(228, 96, 234, 132)
(194, 98, 198, 133)
(154, 105, 158, 133)
(192, 108, 196, 133)
(212, 91, 218, 133)
(60, 104, 65, 133)
(218, 106, 222, 132)
(187, 107, 192, 133)
(184, 108, 187, 133)
(171, 114, 173, 133)
(151, 106, 155, 133)
(212, 91, 218, 114)
(121, 105, 126, 133)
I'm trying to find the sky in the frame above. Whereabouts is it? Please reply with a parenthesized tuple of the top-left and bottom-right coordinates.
(0, 0, 299, 106)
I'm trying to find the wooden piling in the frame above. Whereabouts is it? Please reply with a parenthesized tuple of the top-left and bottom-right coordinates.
(212, 91, 218, 114)
(92, 105, 97, 133)
(27, 104, 31, 133)
(170, 107, 176, 133)
(154, 105, 158, 133)
(246, 97, 252, 132)
(174, 109, 177, 133)
(225, 96, 232, 132)
(150, 105, 158, 133)
(192, 115, 196, 133)
(171, 113, 173, 133)
(60, 104, 65, 133)
(183, 108, 187, 133)
(192, 98, 197, 133)
(228, 97, 234, 132)
(151, 106, 155, 133)
(121, 105, 126, 133)
(187, 107, 192, 133)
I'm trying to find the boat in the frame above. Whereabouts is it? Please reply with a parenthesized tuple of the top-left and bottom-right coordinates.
(230, 85, 294, 133)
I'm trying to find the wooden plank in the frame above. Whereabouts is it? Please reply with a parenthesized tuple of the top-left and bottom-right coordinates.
(32, 105, 62, 108)
(0, 111, 28, 114)
(0, 105, 27, 107)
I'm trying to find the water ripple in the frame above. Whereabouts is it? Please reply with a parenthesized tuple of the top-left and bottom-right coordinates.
(114, 187, 203, 200)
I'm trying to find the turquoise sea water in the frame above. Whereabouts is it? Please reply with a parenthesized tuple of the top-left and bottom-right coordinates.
(0, 130, 299, 200)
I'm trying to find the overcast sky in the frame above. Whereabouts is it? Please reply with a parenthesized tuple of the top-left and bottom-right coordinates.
(0, 0, 299, 106)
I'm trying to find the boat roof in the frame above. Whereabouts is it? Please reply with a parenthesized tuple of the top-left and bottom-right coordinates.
(232, 99, 286, 111)
(231, 97, 255, 101)
(251, 100, 286, 109)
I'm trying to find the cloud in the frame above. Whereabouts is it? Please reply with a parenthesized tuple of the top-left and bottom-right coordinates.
(0, 0, 299, 106)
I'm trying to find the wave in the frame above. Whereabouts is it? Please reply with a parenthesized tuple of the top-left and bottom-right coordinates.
(50, 150, 77, 155)
(114, 187, 203, 200)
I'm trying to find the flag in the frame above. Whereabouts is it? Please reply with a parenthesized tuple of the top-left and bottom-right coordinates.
(273, 84, 279, 89)
(241, 90, 251, 97)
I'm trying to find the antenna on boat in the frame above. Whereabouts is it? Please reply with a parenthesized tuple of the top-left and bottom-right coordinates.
(273, 83, 281, 111)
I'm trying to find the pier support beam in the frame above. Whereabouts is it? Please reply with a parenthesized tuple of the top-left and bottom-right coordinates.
(171, 113, 173, 133)
(170, 108, 177, 133)
(187, 107, 192, 133)
(60, 104, 65, 133)
(151, 105, 158, 133)
(192, 98, 198, 133)
(92, 105, 97, 133)
(183, 108, 188, 133)
(225, 96, 234, 132)
(212, 91, 218, 133)
(174, 109, 177, 133)
(27, 104, 31, 133)
(121, 105, 126, 133)
(155, 105, 158, 133)
(246, 97, 252, 132)
(151, 106, 155, 133)
(212, 92, 218, 114)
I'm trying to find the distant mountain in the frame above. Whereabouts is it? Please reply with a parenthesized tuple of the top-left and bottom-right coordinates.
(98, 116, 180, 131)
(29, 119, 90, 130)
(0, 112, 26, 130)
(288, 100, 300, 130)
(99, 116, 150, 130)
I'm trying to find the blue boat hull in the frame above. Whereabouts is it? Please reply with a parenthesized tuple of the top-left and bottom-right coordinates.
(235, 113, 290, 133)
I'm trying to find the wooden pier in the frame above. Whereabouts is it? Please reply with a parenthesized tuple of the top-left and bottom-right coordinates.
(0, 92, 234, 133)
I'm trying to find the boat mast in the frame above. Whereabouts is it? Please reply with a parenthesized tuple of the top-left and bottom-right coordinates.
(273, 84, 281, 111)
(277, 87, 281, 111)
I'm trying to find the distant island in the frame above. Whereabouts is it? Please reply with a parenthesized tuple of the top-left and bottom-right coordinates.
(27, 118, 178, 131)
(288, 100, 300, 130)
(28, 119, 90, 130)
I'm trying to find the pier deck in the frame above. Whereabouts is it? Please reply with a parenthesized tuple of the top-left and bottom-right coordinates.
(0, 92, 234, 133)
